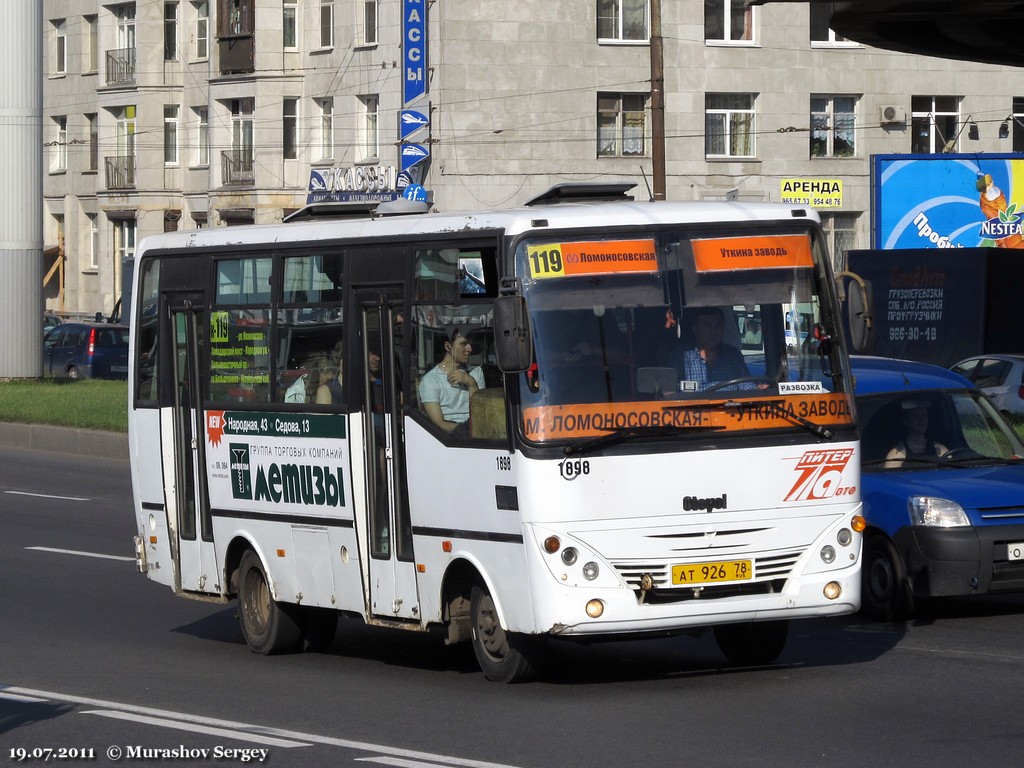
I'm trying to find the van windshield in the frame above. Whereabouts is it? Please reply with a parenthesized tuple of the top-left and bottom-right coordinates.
(513, 225, 854, 443)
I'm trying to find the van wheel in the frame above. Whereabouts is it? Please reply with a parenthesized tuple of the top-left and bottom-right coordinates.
(861, 534, 914, 621)
(237, 550, 302, 654)
(66, 366, 79, 380)
(713, 620, 789, 666)
(470, 585, 545, 683)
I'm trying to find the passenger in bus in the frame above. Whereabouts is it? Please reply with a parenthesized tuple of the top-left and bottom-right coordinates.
(666, 306, 753, 390)
(418, 328, 486, 435)
(316, 362, 343, 404)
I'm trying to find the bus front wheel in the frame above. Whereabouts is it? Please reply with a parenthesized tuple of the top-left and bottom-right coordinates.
(713, 620, 789, 666)
(237, 550, 302, 655)
(470, 585, 545, 683)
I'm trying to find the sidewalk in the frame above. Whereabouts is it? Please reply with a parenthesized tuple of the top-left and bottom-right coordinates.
(0, 421, 128, 461)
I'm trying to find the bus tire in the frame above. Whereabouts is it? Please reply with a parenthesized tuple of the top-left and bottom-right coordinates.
(713, 620, 789, 666)
(237, 550, 302, 655)
(470, 585, 545, 683)
(861, 533, 914, 621)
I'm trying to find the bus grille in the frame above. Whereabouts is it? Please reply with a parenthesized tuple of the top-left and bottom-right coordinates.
(612, 550, 802, 604)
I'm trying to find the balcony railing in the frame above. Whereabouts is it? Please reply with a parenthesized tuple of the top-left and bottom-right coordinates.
(221, 149, 255, 185)
(106, 47, 136, 85)
(105, 156, 136, 190)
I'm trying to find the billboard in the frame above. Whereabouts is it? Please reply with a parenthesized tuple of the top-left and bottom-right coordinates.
(873, 154, 1024, 250)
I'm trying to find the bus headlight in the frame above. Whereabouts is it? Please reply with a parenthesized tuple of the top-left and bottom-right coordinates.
(561, 547, 579, 565)
(820, 545, 836, 564)
(837, 528, 852, 546)
(582, 562, 600, 581)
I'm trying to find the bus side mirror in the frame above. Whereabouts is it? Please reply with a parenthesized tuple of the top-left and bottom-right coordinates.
(838, 271, 874, 353)
(493, 296, 533, 372)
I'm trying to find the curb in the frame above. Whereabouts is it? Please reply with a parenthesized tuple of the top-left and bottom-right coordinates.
(0, 422, 129, 461)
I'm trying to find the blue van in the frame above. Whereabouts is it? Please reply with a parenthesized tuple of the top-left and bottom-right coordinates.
(854, 356, 1024, 619)
(42, 321, 129, 380)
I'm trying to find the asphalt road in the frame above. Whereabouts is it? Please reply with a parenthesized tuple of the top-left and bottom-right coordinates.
(2, 444, 1024, 767)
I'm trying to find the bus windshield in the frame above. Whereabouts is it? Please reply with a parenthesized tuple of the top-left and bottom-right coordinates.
(515, 225, 853, 443)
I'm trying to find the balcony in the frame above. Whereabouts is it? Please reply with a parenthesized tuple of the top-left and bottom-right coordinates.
(105, 47, 136, 86)
(222, 149, 255, 186)
(105, 156, 136, 190)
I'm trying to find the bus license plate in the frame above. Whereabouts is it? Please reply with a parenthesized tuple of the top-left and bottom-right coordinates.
(1008, 542, 1024, 561)
(672, 559, 752, 586)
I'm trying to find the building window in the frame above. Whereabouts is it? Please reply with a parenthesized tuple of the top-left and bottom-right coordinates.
(705, 93, 755, 158)
(283, 1, 298, 49)
(811, 95, 856, 158)
(320, 0, 334, 48)
(164, 105, 179, 165)
(359, 0, 378, 46)
(194, 1, 209, 59)
(164, 3, 178, 61)
(88, 214, 99, 270)
(52, 117, 68, 171)
(597, 94, 647, 157)
(358, 95, 379, 161)
(810, 3, 853, 45)
(86, 113, 98, 171)
(705, 0, 754, 43)
(219, 0, 253, 36)
(283, 98, 298, 160)
(113, 219, 137, 267)
(53, 20, 66, 75)
(319, 98, 334, 159)
(597, 0, 649, 42)
(911, 95, 959, 154)
(194, 107, 209, 165)
(116, 5, 136, 50)
(1008, 98, 1024, 153)
(821, 212, 860, 272)
(86, 15, 98, 72)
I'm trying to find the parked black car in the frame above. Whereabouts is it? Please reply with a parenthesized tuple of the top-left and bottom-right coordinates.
(42, 322, 130, 380)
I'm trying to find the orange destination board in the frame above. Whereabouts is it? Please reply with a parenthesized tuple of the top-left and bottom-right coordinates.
(527, 239, 657, 279)
(691, 234, 813, 272)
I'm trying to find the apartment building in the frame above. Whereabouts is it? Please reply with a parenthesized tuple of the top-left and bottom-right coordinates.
(42, 0, 1024, 316)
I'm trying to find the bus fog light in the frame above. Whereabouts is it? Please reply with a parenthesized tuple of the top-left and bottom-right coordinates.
(582, 562, 600, 581)
(561, 547, 578, 565)
(837, 528, 852, 546)
(823, 581, 842, 600)
(586, 599, 604, 618)
(820, 545, 836, 564)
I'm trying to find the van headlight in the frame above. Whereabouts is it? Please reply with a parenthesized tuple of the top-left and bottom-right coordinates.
(908, 496, 970, 527)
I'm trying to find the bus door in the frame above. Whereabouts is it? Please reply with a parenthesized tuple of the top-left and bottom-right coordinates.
(359, 289, 418, 620)
(164, 293, 216, 594)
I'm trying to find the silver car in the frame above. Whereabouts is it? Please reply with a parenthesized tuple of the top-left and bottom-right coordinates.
(949, 354, 1024, 418)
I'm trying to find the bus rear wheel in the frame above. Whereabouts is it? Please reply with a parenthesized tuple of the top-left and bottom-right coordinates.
(713, 620, 789, 666)
(470, 585, 545, 683)
(237, 550, 302, 654)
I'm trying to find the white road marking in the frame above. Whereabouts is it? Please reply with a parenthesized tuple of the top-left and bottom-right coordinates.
(25, 546, 135, 562)
(82, 710, 310, 749)
(4, 490, 90, 501)
(0, 691, 49, 703)
(2, 686, 524, 768)
(356, 758, 461, 768)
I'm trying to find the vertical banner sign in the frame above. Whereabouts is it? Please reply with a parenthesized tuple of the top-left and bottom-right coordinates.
(403, 0, 427, 104)
(402, 0, 430, 195)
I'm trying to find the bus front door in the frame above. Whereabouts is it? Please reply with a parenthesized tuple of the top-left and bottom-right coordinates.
(360, 292, 419, 621)
(165, 295, 217, 595)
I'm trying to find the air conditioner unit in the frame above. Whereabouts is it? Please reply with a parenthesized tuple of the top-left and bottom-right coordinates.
(879, 105, 907, 125)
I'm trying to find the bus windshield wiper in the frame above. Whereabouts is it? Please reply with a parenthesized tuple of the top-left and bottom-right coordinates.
(563, 424, 724, 456)
(664, 398, 835, 440)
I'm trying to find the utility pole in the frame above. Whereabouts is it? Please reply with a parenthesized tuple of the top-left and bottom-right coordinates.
(0, 0, 43, 379)
(650, 0, 666, 201)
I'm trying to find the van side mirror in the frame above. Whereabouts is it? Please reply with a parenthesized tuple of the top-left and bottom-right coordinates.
(493, 296, 533, 372)
(838, 271, 874, 353)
